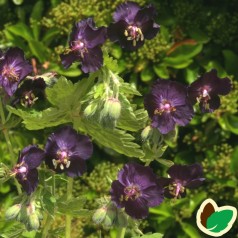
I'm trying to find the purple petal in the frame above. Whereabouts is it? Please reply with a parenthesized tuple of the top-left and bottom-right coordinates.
(142, 21, 160, 40)
(134, 5, 157, 25)
(200, 94, 220, 112)
(142, 185, 164, 207)
(81, 46, 103, 73)
(118, 163, 158, 189)
(65, 157, 87, 177)
(113, 2, 140, 23)
(172, 103, 194, 126)
(60, 52, 80, 69)
(107, 20, 128, 43)
(155, 113, 176, 134)
(16, 169, 38, 195)
(186, 178, 205, 189)
(110, 180, 126, 208)
(84, 26, 107, 48)
(125, 197, 149, 219)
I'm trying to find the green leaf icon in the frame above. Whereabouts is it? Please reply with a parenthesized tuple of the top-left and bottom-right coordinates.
(206, 210, 234, 232)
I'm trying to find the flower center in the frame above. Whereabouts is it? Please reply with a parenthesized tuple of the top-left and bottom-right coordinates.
(197, 87, 211, 110)
(52, 150, 71, 170)
(11, 162, 28, 180)
(21, 91, 37, 108)
(124, 25, 144, 47)
(123, 184, 141, 201)
(70, 40, 88, 58)
(154, 100, 176, 115)
(2, 65, 19, 81)
(168, 182, 185, 198)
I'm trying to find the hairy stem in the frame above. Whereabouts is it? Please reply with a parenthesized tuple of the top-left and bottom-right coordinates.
(65, 177, 73, 238)
(0, 97, 21, 194)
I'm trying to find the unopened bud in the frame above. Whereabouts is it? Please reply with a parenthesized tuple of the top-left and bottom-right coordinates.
(84, 103, 97, 117)
(5, 204, 21, 220)
(92, 205, 107, 224)
(104, 98, 121, 120)
(141, 126, 152, 141)
(103, 203, 117, 228)
(28, 213, 40, 231)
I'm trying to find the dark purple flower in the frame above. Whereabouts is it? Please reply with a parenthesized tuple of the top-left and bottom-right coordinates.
(159, 164, 205, 199)
(60, 18, 106, 73)
(12, 145, 45, 195)
(12, 77, 46, 107)
(188, 69, 232, 112)
(0, 47, 32, 97)
(110, 162, 164, 219)
(144, 80, 194, 134)
(45, 126, 93, 177)
(108, 1, 160, 50)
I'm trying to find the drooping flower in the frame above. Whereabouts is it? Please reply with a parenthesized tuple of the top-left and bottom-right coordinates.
(0, 47, 32, 96)
(188, 69, 232, 112)
(12, 145, 45, 195)
(110, 162, 164, 219)
(45, 126, 93, 177)
(60, 18, 106, 73)
(108, 1, 160, 50)
(144, 80, 194, 134)
(158, 164, 205, 199)
(12, 77, 46, 107)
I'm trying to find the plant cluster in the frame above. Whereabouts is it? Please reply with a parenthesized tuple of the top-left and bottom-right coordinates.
(0, 1, 237, 238)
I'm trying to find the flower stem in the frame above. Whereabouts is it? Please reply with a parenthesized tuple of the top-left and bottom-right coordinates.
(65, 177, 73, 238)
(0, 97, 21, 194)
(116, 227, 126, 238)
(41, 213, 53, 238)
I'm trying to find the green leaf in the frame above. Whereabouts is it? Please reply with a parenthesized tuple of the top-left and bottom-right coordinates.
(119, 82, 141, 96)
(153, 64, 169, 79)
(6, 22, 33, 41)
(223, 50, 238, 78)
(30, 0, 44, 40)
(28, 39, 48, 62)
(117, 95, 145, 131)
(220, 114, 238, 134)
(180, 222, 201, 238)
(74, 118, 144, 158)
(41, 28, 60, 46)
(141, 66, 154, 82)
(206, 210, 234, 232)
(7, 106, 69, 130)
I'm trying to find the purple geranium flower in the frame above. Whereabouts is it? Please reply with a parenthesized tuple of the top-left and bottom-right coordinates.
(0, 47, 32, 96)
(144, 80, 194, 134)
(12, 145, 45, 195)
(45, 126, 93, 177)
(188, 69, 232, 112)
(110, 162, 164, 219)
(12, 77, 46, 107)
(60, 18, 106, 73)
(159, 164, 205, 199)
(108, 1, 160, 50)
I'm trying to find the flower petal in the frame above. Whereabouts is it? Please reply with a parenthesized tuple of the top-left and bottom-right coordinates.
(60, 52, 80, 69)
(125, 197, 149, 219)
(110, 180, 126, 208)
(142, 185, 164, 207)
(81, 46, 103, 73)
(65, 156, 87, 177)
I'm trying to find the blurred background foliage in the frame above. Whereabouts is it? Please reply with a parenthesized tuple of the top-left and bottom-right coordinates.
(0, 0, 238, 237)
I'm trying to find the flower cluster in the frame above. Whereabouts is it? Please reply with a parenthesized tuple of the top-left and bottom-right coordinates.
(144, 70, 232, 134)
(11, 126, 93, 194)
(110, 162, 204, 219)
(61, 1, 160, 73)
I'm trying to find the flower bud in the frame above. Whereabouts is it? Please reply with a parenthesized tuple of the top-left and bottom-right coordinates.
(104, 98, 121, 120)
(84, 103, 97, 117)
(103, 203, 117, 228)
(5, 204, 21, 220)
(92, 205, 107, 224)
(141, 126, 152, 141)
(28, 213, 40, 231)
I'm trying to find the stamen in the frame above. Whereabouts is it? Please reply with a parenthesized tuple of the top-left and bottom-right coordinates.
(60, 164, 64, 170)
(66, 161, 71, 168)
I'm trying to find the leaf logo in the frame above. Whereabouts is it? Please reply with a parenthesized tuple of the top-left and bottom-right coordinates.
(196, 198, 237, 237)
